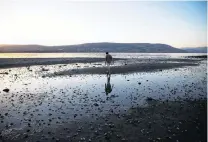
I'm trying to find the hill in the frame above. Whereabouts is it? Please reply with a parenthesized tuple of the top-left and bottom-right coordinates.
(0, 43, 186, 53)
(181, 47, 207, 53)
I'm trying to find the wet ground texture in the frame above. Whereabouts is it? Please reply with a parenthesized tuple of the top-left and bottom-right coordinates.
(0, 55, 207, 142)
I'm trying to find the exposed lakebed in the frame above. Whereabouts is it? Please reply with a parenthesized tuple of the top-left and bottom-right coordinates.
(0, 54, 207, 142)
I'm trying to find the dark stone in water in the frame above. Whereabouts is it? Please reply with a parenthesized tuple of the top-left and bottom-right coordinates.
(94, 103, 99, 106)
(3, 88, 9, 93)
(42, 68, 49, 71)
(74, 114, 77, 118)
(24, 134, 28, 138)
(0, 72, 8, 75)
(146, 97, 154, 101)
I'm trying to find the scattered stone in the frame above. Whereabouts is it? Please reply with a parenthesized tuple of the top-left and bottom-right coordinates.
(74, 114, 77, 118)
(94, 103, 99, 106)
(3, 88, 9, 93)
(0, 72, 8, 75)
(146, 97, 154, 101)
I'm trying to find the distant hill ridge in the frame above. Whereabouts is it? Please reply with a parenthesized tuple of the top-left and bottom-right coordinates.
(0, 42, 187, 53)
(181, 47, 207, 53)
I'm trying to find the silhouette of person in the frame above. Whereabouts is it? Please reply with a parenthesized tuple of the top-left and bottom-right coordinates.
(105, 52, 113, 74)
(105, 73, 114, 95)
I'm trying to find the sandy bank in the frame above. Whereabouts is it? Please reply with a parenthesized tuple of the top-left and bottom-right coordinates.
(0, 58, 125, 69)
(48, 62, 199, 76)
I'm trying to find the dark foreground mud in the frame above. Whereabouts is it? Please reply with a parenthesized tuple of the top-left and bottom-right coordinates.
(0, 100, 206, 142)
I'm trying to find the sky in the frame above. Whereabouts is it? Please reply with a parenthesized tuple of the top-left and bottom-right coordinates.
(0, 0, 207, 48)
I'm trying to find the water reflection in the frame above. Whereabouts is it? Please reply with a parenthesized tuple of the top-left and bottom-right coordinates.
(105, 73, 114, 95)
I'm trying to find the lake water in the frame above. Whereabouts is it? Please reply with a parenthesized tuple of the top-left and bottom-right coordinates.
(0, 53, 206, 58)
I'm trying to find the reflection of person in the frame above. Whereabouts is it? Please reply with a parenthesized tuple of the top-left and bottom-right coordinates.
(105, 52, 113, 74)
(105, 73, 114, 95)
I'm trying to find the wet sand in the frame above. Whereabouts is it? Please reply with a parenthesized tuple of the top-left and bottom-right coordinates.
(59, 100, 207, 142)
(50, 62, 199, 76)
(0, 58, 125, 69)
(0, 57, 203, 69)
(0, 100, 206, 142)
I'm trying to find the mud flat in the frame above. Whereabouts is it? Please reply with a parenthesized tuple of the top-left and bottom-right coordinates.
(0, 57, 203, 69)
(50, 62, 199, 76)
(0, 58, 125, 69)
(0, 56, 207, 142)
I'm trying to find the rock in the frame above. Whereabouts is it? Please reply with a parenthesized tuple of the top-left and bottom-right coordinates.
(157, 138, 161, 140)
(0, 72, 8, 75)
(121, 138, 126, 141)
(104, 133, 110, 140)
(42, 68, 49, 71)
(146, 97, 154, 101)
(3, 89, 9, 93)
(74, 114, 77, 118)
(94, 103, 99, 106)
(24, 134, 28, 138)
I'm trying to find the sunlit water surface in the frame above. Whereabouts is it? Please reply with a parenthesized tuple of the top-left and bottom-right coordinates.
(0, 53, 206, 58)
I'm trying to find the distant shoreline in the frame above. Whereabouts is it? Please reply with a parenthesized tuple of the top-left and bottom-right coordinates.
(0, 58, 125, 69)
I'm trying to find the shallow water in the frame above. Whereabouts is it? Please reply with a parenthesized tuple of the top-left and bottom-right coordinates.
(0, 58, 207, 141)
(0, 61, 207, 124)
(0, 53, 206, 58)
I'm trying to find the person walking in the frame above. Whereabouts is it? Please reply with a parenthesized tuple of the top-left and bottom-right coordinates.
(105, 52, 113, 74)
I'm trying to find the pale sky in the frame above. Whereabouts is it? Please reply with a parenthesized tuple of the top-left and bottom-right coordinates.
(0, 0, 207, 48)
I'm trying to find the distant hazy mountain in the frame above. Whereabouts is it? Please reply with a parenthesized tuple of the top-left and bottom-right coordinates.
(0, 43, 186, 53)
(181, 47, 207, 53)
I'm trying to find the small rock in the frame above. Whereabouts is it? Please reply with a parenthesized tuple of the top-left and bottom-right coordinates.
(74, 114, 77, 118)
(157, 137, 161, 140)
(94, 103, 99, 106)
(24, 134, 28, 138)
(146, 97, 154, 101)
(3, 89, 9, 93)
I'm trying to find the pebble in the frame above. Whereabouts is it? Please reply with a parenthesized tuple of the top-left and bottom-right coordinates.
(3, 88, 9, 93)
